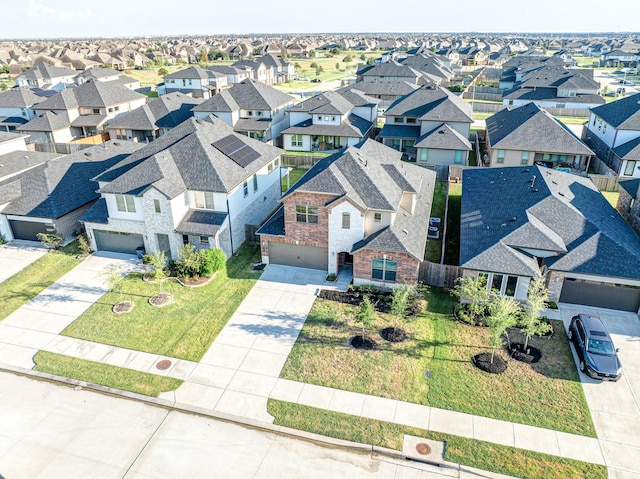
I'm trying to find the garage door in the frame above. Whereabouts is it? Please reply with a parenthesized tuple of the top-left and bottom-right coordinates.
(268, 242, 328, 270)
(560, 278, 640, 312)
(94, 230, 144, 255)
(9, 220, 51, 241)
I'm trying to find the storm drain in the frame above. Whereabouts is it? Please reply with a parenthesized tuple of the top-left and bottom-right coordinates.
(156, 359, 172, 370)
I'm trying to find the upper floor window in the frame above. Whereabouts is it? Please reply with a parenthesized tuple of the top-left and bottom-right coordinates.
(393, 117, 404, 124)
(624, 160, 637, 177)
(342, 212, 350, 229)
(521, 151, 529, 165)
(253, 174, 258, 192)
(497, 150, 505, 164)
(406, 117, 417, 124)
(296, 205, 318, 224)
(243, 180, 249, 197)
(154, 199, 161, 213)
(455, 150, 464, 164)
(92, 108, 100, 114)
(374, 212, 382, 223)
(115, 194, 136, 213)
(194, 191, 214, 209)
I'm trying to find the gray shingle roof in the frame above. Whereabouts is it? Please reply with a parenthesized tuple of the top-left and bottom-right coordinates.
(0, 150, 61, 181)
(107, 92, 200, 131)
(20, 62, 77, 81)
(282, 113, 372, 139)
(0, 141, 142, 218)
(0, 131, 28, 144)
(95, 116, 283, 197)
(590, 93, 640, 129)
(287, 90, 357, 116)
(80, 197, 109, 224)
(379, 124, 420, 139)
(486, 102, 594, 155)
(348, 81, 420, 97)
(502, 87, 605, 105)
(192, 79, 294, 113)
(384, 85, 473, 123)
(32, 80, 145, 110)
(460, 165, 640, 280)
(18, 111, 70, 132)
(175, 210, 228, 236)
(164, 66, 218, 81)
(414, 123, 472, 150)
(0, 86, 47, 108)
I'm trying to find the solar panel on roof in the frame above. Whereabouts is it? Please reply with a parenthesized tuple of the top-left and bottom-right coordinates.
(212, 134, 261, 168)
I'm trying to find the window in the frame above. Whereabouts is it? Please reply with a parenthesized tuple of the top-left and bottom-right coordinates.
(372, 258, 397, 282)
(114, 106, 119, 112)
(256, 111, 262, 117)
(184, 191, 189, 206)
(623, 160, 637, 176)
(291, 134, 303, 147)
(521, 151, 530, 165)
(405, 139, 415, 147)
(455, 150, 464, 164)
(497, 150, 505, 164)
(419, 149, 428, 162)
(491, 274, 503, 292)
(374, 212, 382, 223)
(247, 111, 253, 116)
(543, 153, 551, 161)
(92, 108, 100, 114)
(559, 155, 567, 163)
(323, 116, 330, 121)
(182, 79, 186, 86)
(200, 236, 209, 244)
(478, 272, 489, 288)
(243, 180, 249, 197)
(393, 117, 404, 124)
(194, 191, 214, 209)
(296, 205, 318, 224)
(154, 199, 161, 213)
(115, 194, 136, 213)
(406, 117, 417, 124)
(114, 128, 127, 140)
(253, 174, 258, 192)
(342, 212, 350, 229)
(505, 276, 518, 296)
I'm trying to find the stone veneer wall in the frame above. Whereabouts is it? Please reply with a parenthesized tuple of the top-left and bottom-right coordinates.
(54, 203, 93, 241)
(617, 188, 640, 237)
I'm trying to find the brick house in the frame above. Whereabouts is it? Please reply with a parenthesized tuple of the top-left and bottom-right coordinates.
(257, 139, 436, 286)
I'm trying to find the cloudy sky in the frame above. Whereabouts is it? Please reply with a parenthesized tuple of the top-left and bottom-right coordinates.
(2, 0, 638, 39)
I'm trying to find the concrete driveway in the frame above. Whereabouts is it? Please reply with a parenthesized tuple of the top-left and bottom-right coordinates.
(0, 241, 47, 284)
(558, 304, 640, 478)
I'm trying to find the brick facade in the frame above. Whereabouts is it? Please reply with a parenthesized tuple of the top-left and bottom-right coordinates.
(53, 202, 93, 241)
(353, 249, 420, 285)
(617, 188, 640, 237)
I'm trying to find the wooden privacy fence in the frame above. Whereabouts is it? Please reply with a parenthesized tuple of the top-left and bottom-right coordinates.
(281, 154, 329, 168)
(30, 142, 92, 154)
(418, 261, 462, 289)
(588, 174, 620, 192)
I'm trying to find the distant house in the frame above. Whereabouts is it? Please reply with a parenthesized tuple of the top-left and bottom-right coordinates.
(163, 66, 229, 99)
(191, 79, 294, 143)
(15, 62, 77, 91)
(356, 60, 430, 85)
(82, 117, 284, 260)
(0, 131, 28, 156)
(600, 49, 637, 67)
(281, 90, 377, 152)
(584, 93, 640, 179)
(232, 54, 294, 85)
(74, 67, 140, 90)
(484, 102, 593, 169)
(258, 139, 436, 285)
(0, 141, 142, 243)
(0, 87, 47, 132)
(460, 166, 640, 313)
(206, 65, 251, 85)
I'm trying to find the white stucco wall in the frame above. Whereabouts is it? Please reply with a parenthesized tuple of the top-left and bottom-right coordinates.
(0, 136, 27, 155)
(327, 201, 365, 274)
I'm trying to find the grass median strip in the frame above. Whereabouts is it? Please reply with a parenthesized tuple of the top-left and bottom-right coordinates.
(268, 399, 606, 479)
(33, 351, 183, 397)
(0, 242, 81, 321)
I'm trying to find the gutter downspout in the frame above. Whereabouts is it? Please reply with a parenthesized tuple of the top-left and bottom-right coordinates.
(226, 196, 234, 254)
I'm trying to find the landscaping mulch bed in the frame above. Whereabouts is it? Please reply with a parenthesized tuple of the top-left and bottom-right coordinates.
(112, 301, 134, 314)
(252, 262, 266, 271)
(350, 335, 379, 350)
(507, 343, 542, 364)
(453, 304, 487, 327)
(148, 292, 174, 307)
(380, 326, 408, 342)
(472, 352, 507, 374)
(318, 289, 422, 316)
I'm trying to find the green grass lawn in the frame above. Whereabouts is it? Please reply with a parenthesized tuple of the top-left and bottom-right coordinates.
(555, 116, 589, 125)
(281, 167, 308, 193)
(444, 182, 461, 265)
(424, 181, 447, 262)
(268, 400, 605, 479)
(602, 190, 619, 208)
(279, 288, 595, 437)
(61, 244, 261, 362)
(34, 351, 183, 397)
(0, 241, 82, 321)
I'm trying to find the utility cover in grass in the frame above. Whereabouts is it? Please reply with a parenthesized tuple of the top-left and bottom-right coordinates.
(149, 292, 174, 307)
(112, 301, 134, 314)
(472, 352, 507, 374)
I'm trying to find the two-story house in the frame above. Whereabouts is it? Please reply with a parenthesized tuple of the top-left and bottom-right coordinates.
(232, 54, 294, 85)
(206, 65, 251, 85)
(15, 62, 77, 91)
(74, 67, 140, 90)
(82, 116, 284, 260)
(0, 86, 48, 132)
(584, 93, 640, 179)
(281, 90, 377, 152)
(26, 80, 147, 139)
(379, 84, 473, 164)
(356, 60, 429, 85)
(484, 102, 593, 170)
(191, 79, 294, 143)
(163, 67, 228, 99)
(258, 139, 436, 285)
(106, 92, 201, 143)
(617, 178, 640, 237)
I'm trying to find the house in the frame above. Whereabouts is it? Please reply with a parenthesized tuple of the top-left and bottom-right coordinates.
(600, 49, 637, 67)
(0, 86, 48, 132)
(106, 92, 201, 143)
(206, 65, 251, 85)
(17, 111, 73, 143)
(484, 102, 593, 169)
(82, 116, 284, 260)
(0, 131, 62, 182)
(257, 139, 436, 285)
(0, 130, 28, 156)
(460, 166, 640, 313)
(0, 140, 142, 243)
(341, 82, 421, 114)
(163, 67, 229, 99)
(231, 54, 295, 85)
(280, 90, 377, 152)
(379, 84, 473, 163)
(74, 67, 140, 90)
(617, 178, 640, 237)
(191, 79, 294, 143)
(30, 80, 147, 139)
(584, 93, 640, 179)
(356, 60, 430, 85)
(399, 53, 455, 83)
(15, 62, 77, 91)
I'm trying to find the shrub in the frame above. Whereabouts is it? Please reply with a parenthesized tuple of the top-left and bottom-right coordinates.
(198, 248, 226, 277)
(0, 233, 6, 245)
(36, 232, 63, 250)
(77, 234, 91, 256)
(174, 244, 202, 278)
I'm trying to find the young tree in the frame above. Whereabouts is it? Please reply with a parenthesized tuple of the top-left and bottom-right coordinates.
(522, 276, 552, 349)
(308, 50, 316, 58)
(144, 250, 167, 292)
(354, 295, 375, 338)
(359, 53, 366, 61)
(486, 296, 519, 363)
(343, 55, 353, 66)
(390, 284, 414, 330)
(101, 264, 128, 303)
(158, 67, 168, 77)
(452, 276, 491, 319)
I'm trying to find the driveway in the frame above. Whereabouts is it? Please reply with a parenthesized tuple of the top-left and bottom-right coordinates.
(0, 241, 47, 284)
(558, 303, 640, 478)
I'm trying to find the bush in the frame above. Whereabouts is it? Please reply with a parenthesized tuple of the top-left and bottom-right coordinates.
(77, 235, 91, 256)
(199, 248, 226, 277)
(36, 232, 63, 250)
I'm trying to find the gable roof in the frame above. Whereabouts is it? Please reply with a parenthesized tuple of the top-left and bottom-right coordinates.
(287, 90, 356, 116)
(619, 178, 640, 198)
(486, 102, 594, 155)
(164, 66, 219, 80)
(460, 165, 640, 280)
(95, 116, 283, 198)
(0, 86, 47, 108)
(414, 123, 472, 150)
(192, 78, 294, 113)
(107, 92, 201, 131)
(384, 84, 474, 123)
(590, 93, 640, 130)
(19, 62, 77, 81)
(18, 111, 70, 132)
(32, 80, 145, 110)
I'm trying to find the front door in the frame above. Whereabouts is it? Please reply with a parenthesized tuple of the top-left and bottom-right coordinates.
(156, 234, 172, 260)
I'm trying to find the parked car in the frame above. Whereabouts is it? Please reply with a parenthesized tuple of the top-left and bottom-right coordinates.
(311, 78, 322, 83)
(567, 314, 622, 381)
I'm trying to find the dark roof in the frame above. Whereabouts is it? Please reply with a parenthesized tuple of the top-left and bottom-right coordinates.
(175, 210, 228, 236)
(233, 118, 271, 132)
(95, 116, 283, 197)
(414, 123, 472, 150)
(107, 92, 201, 131)
(192, 79, 294, 113)
(502, 87, 605, 105)
(0, 141, 142, 218)
(282, 114, 372, 138)
(256, 205, 285, 236)
(165, 66, 219, 80)
(71, 114, 108, 127)
(0, 150, 62, 180)
(460, 165, 640, 280)
(80, 197, 109, 224)
(379, 124, 420, 139)
(590, 93, 640, 129)
(612, 136, 640, 160)
(486, 102, 594, 155)
(619, 178, 640, 198)
(0, 86, 47, 108)
(384, 85, 473, 123)
(287, 90, 358, 116)
(18, 111, 70, 132)
(0, 116, 29, 127)
(33, 80, 145, 110)
(348, 81, 420, 97)
(357, 60, 422, 80)
(20, 62, 76, 81)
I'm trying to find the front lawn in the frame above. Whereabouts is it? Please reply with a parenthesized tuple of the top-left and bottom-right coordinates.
(34, 351, 183, 397)
(61, 244, 261, 362)
(268, 400, 606, 479)
(279, 287, 595, 437)
(0, 241, 82, 321)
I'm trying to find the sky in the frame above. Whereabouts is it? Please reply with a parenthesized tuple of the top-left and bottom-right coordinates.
(1, 0, 639, 39)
